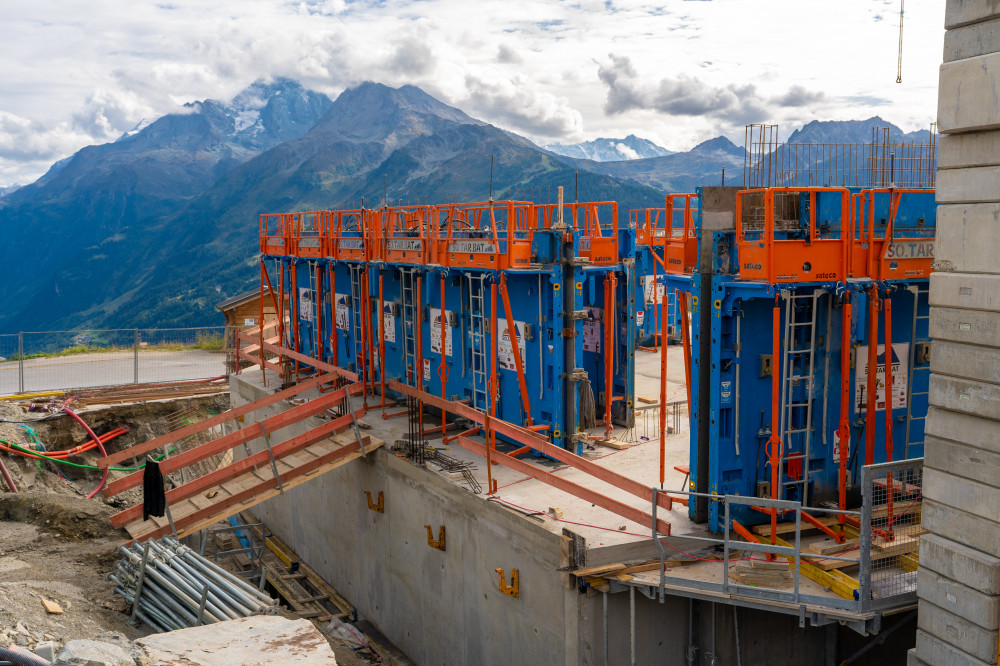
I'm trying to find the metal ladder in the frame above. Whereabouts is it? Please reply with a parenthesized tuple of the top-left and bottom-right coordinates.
(779, 291, 821, 504)
(306, 260, 319, 361)
(904, 284, 931, 459)
(466, 273, 489, 411)
(400, 268, 419, 386)
(349, 264, 365, 374)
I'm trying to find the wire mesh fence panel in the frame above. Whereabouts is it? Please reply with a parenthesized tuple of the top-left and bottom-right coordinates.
(137, 327, 227, 384)
(20, 329, 137, 392)
(0, 335, 21, 394)
(0, 328, 229, 395)
(860, 457, 923, 610)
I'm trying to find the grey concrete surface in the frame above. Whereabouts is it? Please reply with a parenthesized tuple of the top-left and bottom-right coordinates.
(0, 350, 225, 395)
(940, 131, 1000, 168)
(917, 567, 1000, 631)
(919, 534, 1000, 595)
(917, 629, 991, 666)
(918, 599, 998, 663)
(935, 204, 1000, 274)
(945, 16, 1000, 61)
(938, 52, 1000, 133)
(946, 1, 1000, 30)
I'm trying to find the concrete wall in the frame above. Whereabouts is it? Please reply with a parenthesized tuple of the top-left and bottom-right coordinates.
(915, 3, 1000, 663)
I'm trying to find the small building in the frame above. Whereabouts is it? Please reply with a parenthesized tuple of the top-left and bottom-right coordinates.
(216, 290, 281, 371)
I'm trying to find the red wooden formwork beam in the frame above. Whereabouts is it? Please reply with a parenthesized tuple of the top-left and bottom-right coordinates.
(238, 349, 282, 375)
(103, 383, 361, 497)
(387, 379, 671, 512)
(110, 407, 365, 528)
(98, 372, 337, 470)
(254, 338, 360, 383)
(455, 436, 670, 536)
(130, 435, 372, 543)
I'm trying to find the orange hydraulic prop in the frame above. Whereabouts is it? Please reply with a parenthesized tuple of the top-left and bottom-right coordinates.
(257, 261, 266, 382)
(278, 262, 286, 351)
(363, 270, 374, 407)
(678, 291, 692, 420)
(315, 263, 323, 366)
(378, 274, 386, 408)
(328, 265, 338, 368)
(439, 275, 449, 438)
(416, 275, 424, 435)
(488, 281, 499, 493)
(498, 275, 533, 426)
(767, 295, 782, 557)
(659, 280, 668, 488)
(290, 263, 300, 375)
(865, 287, 880, 466)
(837, 294, 852, 530)
(883, 296, 895, 540)
(603, 273, 616, 436)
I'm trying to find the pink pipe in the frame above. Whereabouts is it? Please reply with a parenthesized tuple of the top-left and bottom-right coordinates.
(0, 457, 17, 493)
(62, 407, 108, 500)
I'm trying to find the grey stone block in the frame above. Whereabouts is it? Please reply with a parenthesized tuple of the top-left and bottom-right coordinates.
(907, 647, 929, 666)
(916, 629, 992, 666)
(924, 467, 1000, 521)
(936, 164, 1000, 202)
(932, 340, 1000, 383)
(930, 307, 1000, 347)
(925, 435, 1000, 486)
(918, 599, 998, 662)
(946, 0, 1000, 30)
(919, 534, 1000, 596)
(34, 641, 58, 663)
(946, 16, 1000, 61)
(926, 406, 1000, 452)
(923, 499, 1000, 558)
(939, 53, 1000, 132)
(930, 272, 1000, 311)
(929, 374, 1000, 421)
(935, 203, 1000, 274)
(54, 639, 134, 666)
(940, 132, 1000, 168)
(918, 567, 1000, 630)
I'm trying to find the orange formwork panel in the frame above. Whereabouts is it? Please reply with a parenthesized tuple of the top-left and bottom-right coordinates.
(437, 200, 535, 270)
(850, 188, 936, 281)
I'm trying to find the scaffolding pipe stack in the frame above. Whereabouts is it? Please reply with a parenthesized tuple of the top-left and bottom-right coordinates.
(108, 536, 278, 632)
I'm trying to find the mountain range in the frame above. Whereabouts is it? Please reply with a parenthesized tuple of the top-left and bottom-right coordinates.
(0, 80, 934, 331)
(545, 134, 672, 161)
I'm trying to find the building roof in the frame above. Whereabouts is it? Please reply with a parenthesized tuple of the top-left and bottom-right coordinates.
(215, 290, 263, 312)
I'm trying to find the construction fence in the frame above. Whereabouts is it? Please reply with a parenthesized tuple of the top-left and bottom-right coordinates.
(0, 327, 229, 396)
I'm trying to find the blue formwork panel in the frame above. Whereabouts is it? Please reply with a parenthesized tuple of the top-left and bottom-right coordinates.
(687, 185, 935, 533)
(634, 247, 683, 346)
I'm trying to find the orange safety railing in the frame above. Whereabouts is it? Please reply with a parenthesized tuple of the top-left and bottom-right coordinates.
(850, 189, 936, 281)
(328, 209, 370, 262)
(288, 211, 328, 258)
(260, 213, 291, 255)
(736, 187, 851, 283)
(437, 200, 535, 270)
(574, 201, 619, 265)
(381, 205, 435, 264)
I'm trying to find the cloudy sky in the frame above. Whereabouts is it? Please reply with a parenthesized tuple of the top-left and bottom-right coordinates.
(1, 0, 944, 187)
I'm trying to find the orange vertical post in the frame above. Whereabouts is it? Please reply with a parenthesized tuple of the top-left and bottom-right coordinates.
(328, 265, 338, 368)
(498, 275, 533, 426)
(768, 295, 782, 554)
(659, 278, 668, 488)
(378, 274, 386, 408)
(678, 291, 692, 420)
(291, 263, 300, 375)
(838, 295, 852, 530)
(489, 280, 499, 493)
(439, 275, 449, 438)
(865, 288, 880, 466)
(883, 296, 895, 539)
(416, 275, 424, 435)
(258, 260, 266, 382)
(603, 273, 617, 436)
(315, 263, 323, 365)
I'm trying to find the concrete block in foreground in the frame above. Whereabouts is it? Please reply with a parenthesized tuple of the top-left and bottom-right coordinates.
(916, 629, 992, 666)
(939, 52, 1000, 133)
(946, 0, 1000, 30)
(135, 615, 337, 665)
(935, 204, 1000, 275)
(918, 599, 998, 663)
(919, 534, 1000, 596)
(917, 567, 1000, 631)
(907, 646, 929, 666)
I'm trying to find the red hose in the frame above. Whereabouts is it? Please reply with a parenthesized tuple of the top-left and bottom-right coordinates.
(62, 407, 108, 500)
(0, 428, 126, 460)
(0, 457, 17, 493)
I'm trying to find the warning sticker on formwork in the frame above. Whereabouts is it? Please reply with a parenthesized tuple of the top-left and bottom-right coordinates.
(423, 359, 431, 382)
(498, 319, 528, 371)
(382, 305, 396, 343)
(854, 343, 909, 411)
(636, 311, 645, 327)
(299, 288, 314, 324)
(642, 275, 665, 307)
(582, 307, 602, 353)
(429, 308, 454, 356)
(335, 293, 350, 331)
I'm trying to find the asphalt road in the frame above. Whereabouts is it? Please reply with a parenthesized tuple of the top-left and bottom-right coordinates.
(0, 350, 226, 395)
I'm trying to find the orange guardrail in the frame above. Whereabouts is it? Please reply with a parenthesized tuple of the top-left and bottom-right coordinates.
(850, 189, 936, 281)
(438, 201, 535, 270)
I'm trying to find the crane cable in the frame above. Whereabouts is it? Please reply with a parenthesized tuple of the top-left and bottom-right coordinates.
(896, 0, 905, 83)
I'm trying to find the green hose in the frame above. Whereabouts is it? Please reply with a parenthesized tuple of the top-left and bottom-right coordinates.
(0, 440, 175, 472)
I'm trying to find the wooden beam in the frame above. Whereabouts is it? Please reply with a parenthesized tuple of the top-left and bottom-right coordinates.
(98, 372, 336, 470)
(454, 435, 670, 536)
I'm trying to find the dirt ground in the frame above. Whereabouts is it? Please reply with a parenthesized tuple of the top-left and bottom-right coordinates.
(0, 397, 384, 665)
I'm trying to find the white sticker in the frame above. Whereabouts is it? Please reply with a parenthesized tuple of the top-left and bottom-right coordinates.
(636, 310, 645, 326)
(423, 359, 431, 382)
(429, 308, 453, 356)
(243, 317, 255, 326)
(854, 343, 909, 411)
(299, 288, 314, 323)
(498, 319, 528, 371)
(382, 305, 396, 343)
(334, 293, 350, 331)
(582, 307, 602, 353)
(642, 275, 666, 306)
(832, 431, 841, 463)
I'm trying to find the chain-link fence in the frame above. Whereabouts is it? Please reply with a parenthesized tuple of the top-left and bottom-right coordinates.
(0, 327, 229, 395)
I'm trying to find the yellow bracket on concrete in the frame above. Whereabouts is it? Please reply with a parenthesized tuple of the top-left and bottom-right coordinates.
(495, 567, 519, 598)
(365, 490, 384, 513)
(425, 525, 446, 551)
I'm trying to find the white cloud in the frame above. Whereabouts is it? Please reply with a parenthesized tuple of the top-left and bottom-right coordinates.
(0, 0, 944, 185)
